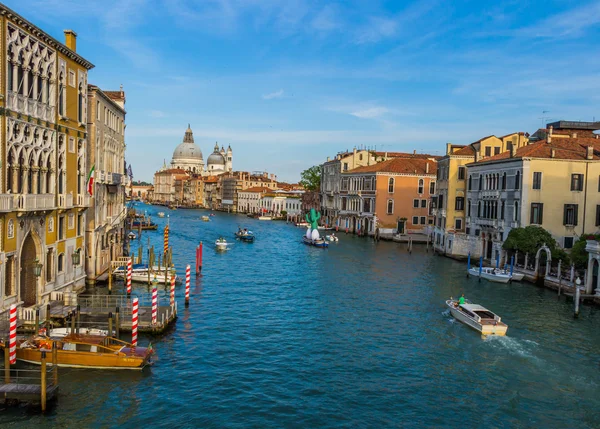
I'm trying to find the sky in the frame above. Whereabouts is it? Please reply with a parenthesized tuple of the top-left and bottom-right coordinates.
(7, 0, 600, 182)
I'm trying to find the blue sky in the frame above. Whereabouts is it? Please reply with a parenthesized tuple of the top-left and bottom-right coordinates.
(8, 0, 600, 182)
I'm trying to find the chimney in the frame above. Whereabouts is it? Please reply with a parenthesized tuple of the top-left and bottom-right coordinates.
(547, 125, 553, 143)
(64, 29, 77, 51)
(587, 146, 594, 160)
(413, 149, 416, 155)
(426, 162, 430, 174)
(551, 149, 556, 158)
(353, 147, 357, 155)
(446, 143, 452, 155)
(327, 156, 330, 162)
(572, 132, 577, 138)
(510, 144, 517, 158)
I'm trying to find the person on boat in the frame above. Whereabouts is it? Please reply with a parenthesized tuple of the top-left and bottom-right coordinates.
(238, 227, 242, 235)
(458, 294, 465, 305)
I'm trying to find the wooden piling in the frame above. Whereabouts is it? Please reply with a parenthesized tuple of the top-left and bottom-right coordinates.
(46, 304, 51, 324)
(4, 345, 10, 383)
(52, 341, 58, 386)
(574, 286, 581, 318)
(76, 304, 80, 335)
(115, 307, 120, 339)
(35, 309, 39, 333)
(108, 312, 113, 338)
(40, 351, 47, 412)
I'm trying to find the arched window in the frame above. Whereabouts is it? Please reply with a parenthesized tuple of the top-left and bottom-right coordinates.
(78, 83, 84, 123)
(387, 199, 394, 214)
(514, 201, 519, 221)
(359, 154, 363, 161)
(388, 177, 394, 193)
(58, 253, 65, 273)
(515, 171, 520, 190)
(477, 201, 481, 217)
(418, 179, 424, 194)
(479, 175, 483, 191)
(502, 173, 506, 190)
(468, 175, 472, 191)
(58, 72, 65, 116)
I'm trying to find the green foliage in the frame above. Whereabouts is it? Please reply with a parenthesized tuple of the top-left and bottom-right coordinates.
(569, 234, 600, 269)
(280, 210, 287, 217)
(300, 165, 321, 191)
(503, 226, 567, 262)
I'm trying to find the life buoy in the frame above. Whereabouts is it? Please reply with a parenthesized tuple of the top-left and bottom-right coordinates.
(38, 327, 47, 336)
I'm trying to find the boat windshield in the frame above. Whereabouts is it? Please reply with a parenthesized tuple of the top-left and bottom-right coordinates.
(474, 310, 496, 319)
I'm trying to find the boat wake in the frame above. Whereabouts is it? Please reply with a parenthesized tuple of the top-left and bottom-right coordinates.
(483, 335, 540, 361)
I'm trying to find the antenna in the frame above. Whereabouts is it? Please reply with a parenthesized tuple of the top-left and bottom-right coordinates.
(538, 110, 551, 128)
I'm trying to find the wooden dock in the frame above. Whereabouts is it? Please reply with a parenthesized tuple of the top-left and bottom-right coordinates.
(0, 383, 58, 403)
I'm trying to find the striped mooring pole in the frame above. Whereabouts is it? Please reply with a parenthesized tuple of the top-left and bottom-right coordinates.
(170, 275, 176, 307)
(163, 225, 169, 255)
(132, 298, 139, 347)
(9, 304, 17, 364)
(126, 258, 132, 295)
(185, 264, 191, 307)
(151, 287, 158, 324)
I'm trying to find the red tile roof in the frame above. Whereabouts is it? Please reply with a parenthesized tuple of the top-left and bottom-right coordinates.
(374, 151, 438, 159)
(345, 157, 437, 175)
(452, 145, 476, 155)
(242, 186, 271, 192)
(104, 91, 125, 101)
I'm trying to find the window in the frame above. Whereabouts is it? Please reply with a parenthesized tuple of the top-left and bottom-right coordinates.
(413, 199, 419, 208)
(466, 227, 470, 235)
(478, 175, 483, 190)
(78, 83, 84, 123)
(343, 163, 348, 172)
(501, 173, 506, 190)
(500, 201, 505, 220)
(475, 229, 480, 236)
(359, 154, 363, 161)
(515, 171, 520, 190)
(468, 175, 472, 190)
(533, 172, 542, 190)
(485, 147, 491, 157)
(458, 167, 465, 180)
(564, 237, 574, 249)
(412, 216, 419, 225)
(420, 216, 426, 225)
(421, 199, 427, 208)
(428, 218, 433, 225)
(455, 197, 465, 211)
(388, 178, 395, 193)
(58, 72, 65, 116)
(467, 200, 471, 216)
(438, 195, 444, 209)
(571, 174, 584, 191)
(455, 218, 462, 230)
(418, 179, 424, 194)
(494, 147, 500, 155)
(59, 216, 65, 240)
(429, 182, 435, 194)
(477, 201, 481, 217)
(514, 201, 519, 221)
(596, 205, 600, 226)
(563, 204, 578, 226)
(530, 203, 543, 225)
(46, 249, 54, 282)
(387, 199, 394, 214)
(58, 253, 65, 273)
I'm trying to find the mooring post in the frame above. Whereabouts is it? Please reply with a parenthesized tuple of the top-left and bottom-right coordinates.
(46, 303, 51, 324)
(35, 309, 40, 334)
(76, 304, 81, 335)
(467, 253, 471, 277)
(108, 312, 113, 338)
(574, 277, 581, 318)
(52, 341, 58, 386)
(70, 311, 76, 334)
(108, 264, 113, 295)
(4, 344, 10, 383)
(115, 307, 120, 339)
(40, 351, 47, 412)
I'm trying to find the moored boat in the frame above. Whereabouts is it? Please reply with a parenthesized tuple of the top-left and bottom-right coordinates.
(1, 334, 153, 370)
(446, 299, 508, 336)
(49, 327, 109, 338)
(128, 232, 137, 240)
(302, 236, 329, 248)
(325, 234, 339, 242)
(468, 267, 511, 283)
(494, 268, 524, 281)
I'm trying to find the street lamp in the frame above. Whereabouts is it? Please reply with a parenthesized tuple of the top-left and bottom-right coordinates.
(33, 258, 43, 277)
(71, 249, 81, 266)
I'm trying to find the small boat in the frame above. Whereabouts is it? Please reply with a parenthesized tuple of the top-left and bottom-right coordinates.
(494, 268, 524, 281)
(0, 334, 154, 370)
(302, 236, 329, 248)
(49, 327, 109, 338)
(157, 212, 165, 218)
(468, 267, 511, 284)
(258, 216, 272, 221)
(295, 222, 310, 227)
(132, 219, 158, 230)
(113, 264, 180, 284)
(209, 213, 216, 217)
(235, 231, 255, 242)
(216, 238, 228, 250)
(201, 216, 210, 221)
(446, 299, 508, 336)
(325, 234, 339, 242)
(318, 226, 334, 231)
(128, 232, 137, 240)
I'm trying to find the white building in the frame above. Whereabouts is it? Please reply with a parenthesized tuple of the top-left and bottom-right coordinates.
(238, 187, 269, 214)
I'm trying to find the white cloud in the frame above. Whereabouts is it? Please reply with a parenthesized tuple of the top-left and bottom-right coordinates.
(350, 107, 389, 119)
(262, 89, 284, 100)
(355, 16, 398, 44)
(517, 1, 600, 38)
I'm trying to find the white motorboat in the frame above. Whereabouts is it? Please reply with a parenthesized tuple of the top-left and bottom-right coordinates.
(201, 216, 210, 221)
(49, 327, 109, 338)
(258, 216, 272, 221)
(493, 268, 524, 281)
(216, 238, 228, 250)
(446, 299, 508, 336)
(295, 222, 309, 227)
(468, 267, 511, 284)
(325, 234, 339, 242)
(157, 212, 165, 218)
(128, 232, 137, 240)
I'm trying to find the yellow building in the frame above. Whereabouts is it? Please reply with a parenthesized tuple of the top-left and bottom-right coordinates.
(433, 133, 528, 257)
(0, 4, 93, 317)
(466, 122, 600, 265)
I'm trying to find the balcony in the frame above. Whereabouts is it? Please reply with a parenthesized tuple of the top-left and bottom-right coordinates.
(476, 218, 498, 227)
(481, 190, 500, 199)
(14, 194, 55, 211)
(7, 91, 55, 122)
(0, 194, 14, 212)
(77, 194, 90, 207)
(112, 173, 123, 185)
(58, 194, 74, 209)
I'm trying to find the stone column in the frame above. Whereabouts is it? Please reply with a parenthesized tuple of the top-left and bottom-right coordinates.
(31, 166, 39, 194)
(23, 68, 30, 97)
(11, 166, 19, 193)
(12, 63, 19, 93)
(40, 168, 48, 194)
(41, 76, 48, 104)
(32, 73, 39, 100)
(586, 254, 594, 294)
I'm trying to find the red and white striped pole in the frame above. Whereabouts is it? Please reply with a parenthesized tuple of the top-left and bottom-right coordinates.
(9, 304, 17, 364)
(170, 274, 175, 307)
(185, 264, 191, 307)
(131, 298, 138, 347)
(126, 258, 132, 295)
(151, 287, 157, 324)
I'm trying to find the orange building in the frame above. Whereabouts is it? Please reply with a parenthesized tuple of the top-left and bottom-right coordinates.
(340, 157, 437, 235)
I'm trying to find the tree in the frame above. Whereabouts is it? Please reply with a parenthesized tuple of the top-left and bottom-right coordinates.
(299, 165, 321, 191)
(569, 234, 600, 269)
(502, 226, 569, 263)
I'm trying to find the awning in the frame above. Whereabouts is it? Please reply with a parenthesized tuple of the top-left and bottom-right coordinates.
(107, 185, 119, 194)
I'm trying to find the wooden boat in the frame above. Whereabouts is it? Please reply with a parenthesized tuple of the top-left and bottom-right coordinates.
(302, 236, 329, 248)
(201, 216, 210, 221)
(468, 267, 511, 283)
(113, 264, 180, 284)
(446, 299, 508, 336)
(0, 334, 153, 370)
(49, 328, 109, 338)
(235, 231, 255, 242)
(132, 219, 158, 230)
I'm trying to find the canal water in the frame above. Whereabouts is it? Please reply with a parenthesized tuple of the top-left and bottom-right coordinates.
(4, 203, 600, 428)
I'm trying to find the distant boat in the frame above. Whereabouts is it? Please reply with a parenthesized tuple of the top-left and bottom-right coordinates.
(157, 212, 165, 218)
(302, 236, 329, 248)
(216, 238, 229, 250)
(201, 216, 210, 222)
(325, 234, 339, 242)
(235, 231, 255, 242)
(468, 267, 511, 284)
(295, 222, 309, 227)
(446, 299, 508, 336)
(132, 218, 158, 230)
(258, 216, 272, 221)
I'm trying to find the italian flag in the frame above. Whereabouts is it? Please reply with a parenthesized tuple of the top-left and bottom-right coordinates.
(87, 165, 95, 196)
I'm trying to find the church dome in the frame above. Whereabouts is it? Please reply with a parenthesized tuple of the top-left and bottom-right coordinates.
(207, 142, 225, 166)
(172, 125, 203, 161)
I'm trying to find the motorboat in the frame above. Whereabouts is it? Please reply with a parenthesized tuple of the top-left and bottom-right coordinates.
(0, 334, 154, 370)
(235, 231, 255, 242)
(201, 216, 210, 221)
(446, 299, 508, 336)
(209, 213, 216, 217)
(113, 264, 179, 284)
(468, 267, 511, 284)
(258, 216, 272, 221)
(49, 327, 109, 338)
(157, 212, 165, 218)
(216, 238, 228, 250)
(295, 222, 310, 227)
(302, 236, 329, 248)
(325, 234, 339, 242)
(494, 268, 524, 281)
(128, 232, 137, 240)
(131, 219, 158, 230)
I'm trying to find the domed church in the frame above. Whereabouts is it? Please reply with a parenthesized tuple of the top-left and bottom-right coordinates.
(169, 125, 232, 176)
